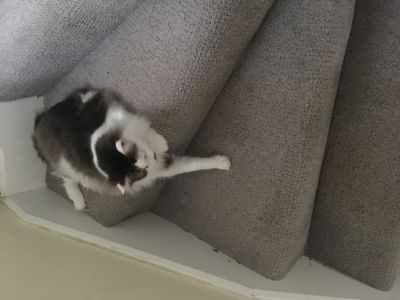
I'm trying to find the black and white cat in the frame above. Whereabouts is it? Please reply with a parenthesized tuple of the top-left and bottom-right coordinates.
(33, 87, 231, 210)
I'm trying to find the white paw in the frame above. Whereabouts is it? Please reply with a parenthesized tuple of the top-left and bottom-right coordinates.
(213, 155, 231, 171)
(70, 190, 86, 210)
(65, 184, 86, 211)
(155, 135, 169, 153)
(73, 198, 86, 211)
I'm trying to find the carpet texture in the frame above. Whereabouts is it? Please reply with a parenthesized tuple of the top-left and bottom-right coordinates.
(154, 0, 355, 280)
(306, 0, 400, 291)
(0, 0, 140, 101)
(44, 0, 275, 226)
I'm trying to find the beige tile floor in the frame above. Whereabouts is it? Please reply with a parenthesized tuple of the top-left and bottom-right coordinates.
(0, 202, 247, 300)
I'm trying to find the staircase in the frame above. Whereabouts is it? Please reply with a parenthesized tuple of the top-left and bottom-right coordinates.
(0, 0, 399, 293)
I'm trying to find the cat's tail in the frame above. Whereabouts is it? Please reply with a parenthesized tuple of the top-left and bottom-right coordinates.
(32, 112, 48, 164)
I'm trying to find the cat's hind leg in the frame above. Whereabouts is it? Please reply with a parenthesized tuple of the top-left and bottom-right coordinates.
(62, 179, 86, 210)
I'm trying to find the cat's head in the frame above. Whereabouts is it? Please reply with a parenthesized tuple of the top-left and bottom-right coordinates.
(95, 134, 155, 194)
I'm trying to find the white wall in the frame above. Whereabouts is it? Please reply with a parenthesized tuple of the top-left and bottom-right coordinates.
(0, 97, 46, 196)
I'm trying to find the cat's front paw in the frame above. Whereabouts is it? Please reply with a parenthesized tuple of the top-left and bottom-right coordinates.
(69, 189, 86, 211)
(64, 181, 86, 211)
(155, 135, 169, 153)
(213, 155, 231, 171)
(74, 199, 86, 211)
(146, 129, 169, 153)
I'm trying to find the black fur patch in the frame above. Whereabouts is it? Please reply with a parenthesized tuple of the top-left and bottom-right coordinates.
(59, 90, 105, 168)
(95, 131, 148, 185)
(35, 88, 108, 171)
(32, 134, 46, 163)
(95, 131, 131, 184)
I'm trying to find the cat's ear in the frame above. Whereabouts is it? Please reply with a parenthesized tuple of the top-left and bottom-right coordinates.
(115, 139, 126, 155)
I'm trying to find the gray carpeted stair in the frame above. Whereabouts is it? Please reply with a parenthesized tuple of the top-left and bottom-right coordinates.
(44, 0, 275, 226)
(0, 0, 140, 101)
(154, 0, 355, 280)
(306, 0, 400, 291)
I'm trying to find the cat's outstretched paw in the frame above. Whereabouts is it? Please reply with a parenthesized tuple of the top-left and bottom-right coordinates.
(146, 128, 169, 153)
(213, 155, 231, 171)
(156, 135, 169, 153)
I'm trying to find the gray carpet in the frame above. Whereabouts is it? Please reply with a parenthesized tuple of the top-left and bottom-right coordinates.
(44, 0, 275, 226)
(306, 0, 400, 291)
(0, 0, 140, 101)
(154, 0, 355, 280)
